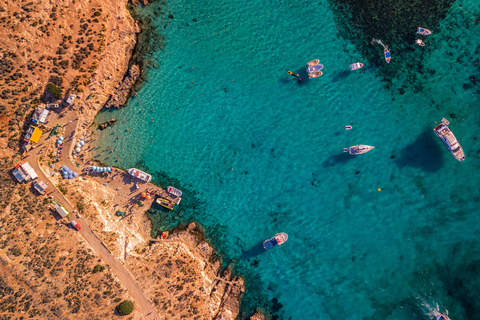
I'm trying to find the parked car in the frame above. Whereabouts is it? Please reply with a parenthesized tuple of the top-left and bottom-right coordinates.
(70, 219, 81, 231)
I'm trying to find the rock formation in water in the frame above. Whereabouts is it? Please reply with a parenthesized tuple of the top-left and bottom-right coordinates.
(104, 64, 140, 108)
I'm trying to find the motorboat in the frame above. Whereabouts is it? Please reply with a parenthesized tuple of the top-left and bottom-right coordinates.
(156, 198, 175, 210)
(384, 47, 391, 63)
(167, 186, 182, 197)
(433, 118, 465, 162)
(345, 125, 353, 130)
(433, 310, 451, 320)
(350, 62, 364, 71)
(263, 233, 288, 250)
(344, 145, 375, 155)
(415, 39, 425, 46)
(128, 168, 152, 183)
(417, 27, 432, 35)
(307, 60, 324, 79)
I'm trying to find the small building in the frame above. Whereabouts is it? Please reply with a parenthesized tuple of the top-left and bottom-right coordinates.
(46, 103, 59, 109)
(12, 162, 38, 182)
(54, 204, 69, 218)
(23, 126, 43, 143)
(32, 180, 48, 195)
(32, 106, 50, 124)
(66, 94, 76, 104)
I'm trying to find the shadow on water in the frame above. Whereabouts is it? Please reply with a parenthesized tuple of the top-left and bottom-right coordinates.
(240, 241, 267, 261)
(396, 128, 444, 172)
(322, 151, 356, 168)
(280, 68, 311, 86)
(331, 70, 352, 83)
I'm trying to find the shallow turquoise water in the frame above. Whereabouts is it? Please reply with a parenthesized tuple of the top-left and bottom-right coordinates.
(95, 0, 480, 318)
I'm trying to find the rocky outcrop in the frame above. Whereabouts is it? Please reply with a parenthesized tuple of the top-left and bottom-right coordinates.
(104, 64, 140, 108)
(98, 118, 117, 130)
(250, 310, 266, 320)
(130, 222, 245, 319)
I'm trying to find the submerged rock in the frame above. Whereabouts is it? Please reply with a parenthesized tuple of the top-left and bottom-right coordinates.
(99, 118, 117, 130)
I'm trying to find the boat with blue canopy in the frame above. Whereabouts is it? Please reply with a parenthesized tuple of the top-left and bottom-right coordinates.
(263, 233, 288, 250)
(417, 27, 432, 35)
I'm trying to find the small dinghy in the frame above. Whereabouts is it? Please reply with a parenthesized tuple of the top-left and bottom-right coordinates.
(156, 197, 175, 210)
(384, 48, 391, 63)
(306, 60, 324, 79)
(345, 125, 353, 130)
(417, 27, 432, 35)
(167, 186, 182, 197)
(349, 62, 364, 71)
(415, 39, 425, 46)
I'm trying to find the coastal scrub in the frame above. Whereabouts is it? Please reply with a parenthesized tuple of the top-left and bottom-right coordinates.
(116, 300, 134, 315)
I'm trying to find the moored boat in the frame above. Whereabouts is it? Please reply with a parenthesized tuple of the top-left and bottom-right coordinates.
(167, 186, 182, 197)
(306, 59, 320, 67)
(263, 233, 288, 250)
(433, 118, 465, 162)
(384, 47, 391, 63)
(350, 62, 364, 71)
(160, 231, 169, 239)
(417, 27, 432, 35)
(307, 61, 324, 79)
(415, 39, 425, 46)
(433, 310, 451, 320)
(128, 168, 152, 183)
(343, 145, 375, 155)
(156, 197, 175, 210)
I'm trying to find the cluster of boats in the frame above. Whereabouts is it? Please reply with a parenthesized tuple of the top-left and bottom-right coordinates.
(416, 27, 432, 47)
(342, 118, 464, 162)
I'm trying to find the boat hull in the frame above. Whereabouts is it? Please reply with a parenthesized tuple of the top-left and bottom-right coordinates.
(167, 186, 182, 197)
(344, 145, 375, 155)
(156, 198, 175, 210)
(433, 123, 465, 162)
(350, 62, 364, 71)
(128, 168, 152, 183)
(263, 232, 288, 250)
(417, 27, 432, 35)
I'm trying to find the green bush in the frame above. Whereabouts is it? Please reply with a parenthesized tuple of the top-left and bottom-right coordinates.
(93, 11, 101, 17)
(93, 264, 104, 273)
(57, 293, 62, 297)
(116, 300, 134, 316)
(47, 83, 62, 99)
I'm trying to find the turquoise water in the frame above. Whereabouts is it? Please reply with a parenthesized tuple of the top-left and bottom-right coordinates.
(94, 0, 480, 318)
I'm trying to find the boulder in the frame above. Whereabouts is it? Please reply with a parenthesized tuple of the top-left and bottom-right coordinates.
(104, 65, 140, 108)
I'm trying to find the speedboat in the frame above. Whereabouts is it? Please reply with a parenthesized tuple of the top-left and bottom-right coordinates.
(128, 168, 152, 183)
(433, 118, 465, 162)
(345, 125, 353, 130)
(350, 62, 364, 71)
(344, 145, 375, 155)
(415, 39, 425, 46)
(156, 197, 175, 210)
(417, 27, 432, 35)
(384, 48, 391, 63)
(307, 60, 324, 79)
(433, 310, 451, 320)
(263, 233, 288, 250)
(167, 186, 182, 197)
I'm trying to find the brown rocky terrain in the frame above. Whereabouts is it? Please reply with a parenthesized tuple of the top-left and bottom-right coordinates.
(0, 157, 140, 319)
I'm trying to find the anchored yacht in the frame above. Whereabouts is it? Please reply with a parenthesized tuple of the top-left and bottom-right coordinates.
(433, 118, 465, 162)
(263, 233, 288, 250)
(344, 145, 375, 155)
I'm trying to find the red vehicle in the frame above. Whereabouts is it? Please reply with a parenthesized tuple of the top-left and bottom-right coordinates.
(70, 219, 81, 231)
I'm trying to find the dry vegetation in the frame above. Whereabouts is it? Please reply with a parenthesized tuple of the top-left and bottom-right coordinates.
(0, 157, 132, 319)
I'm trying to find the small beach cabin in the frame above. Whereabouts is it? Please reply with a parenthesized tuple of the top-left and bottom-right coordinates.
(66, 94, 76, 104)
(32, 180, 48, 195)
(54, 204, 68, 218)
(31, 106, 49, 124)
(12, 162, 38, 183)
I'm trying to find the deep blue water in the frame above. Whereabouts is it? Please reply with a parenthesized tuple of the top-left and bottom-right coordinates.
(94, 0, 480, 318)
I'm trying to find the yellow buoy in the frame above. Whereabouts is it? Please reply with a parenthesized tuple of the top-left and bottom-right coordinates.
(378, 188, 381, 191)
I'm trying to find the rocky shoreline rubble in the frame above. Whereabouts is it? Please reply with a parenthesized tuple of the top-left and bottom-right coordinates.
(103, 64, 140, 109)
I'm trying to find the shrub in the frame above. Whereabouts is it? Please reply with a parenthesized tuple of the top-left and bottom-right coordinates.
(92, 264, 104, 273)
(47, 83, 62, 99)
(116, 300, 134, 316)
(57, 293, 62, 297)
(92, 11, 101, 17)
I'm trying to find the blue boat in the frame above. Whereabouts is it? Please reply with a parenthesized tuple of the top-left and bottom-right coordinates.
(434, 310, 451, 320)
(417, 27, 432, 35)
(384, 48, 391, 63)
(263, 233, 288, 250)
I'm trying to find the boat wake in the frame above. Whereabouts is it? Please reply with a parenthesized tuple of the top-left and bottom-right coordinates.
(416, 296, 448, 320)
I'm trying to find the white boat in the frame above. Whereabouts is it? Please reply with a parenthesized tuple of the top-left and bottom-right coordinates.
(433, 118, 465, 162)
(415, 39, 425, 46)
(263, 233, 288, 250)
(349, 62, 364, 71)
(343, 145, 375, 155)
(167, 186, 182, 197)
(417, 27, 432, 35)
(128, 168, 152, 183)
